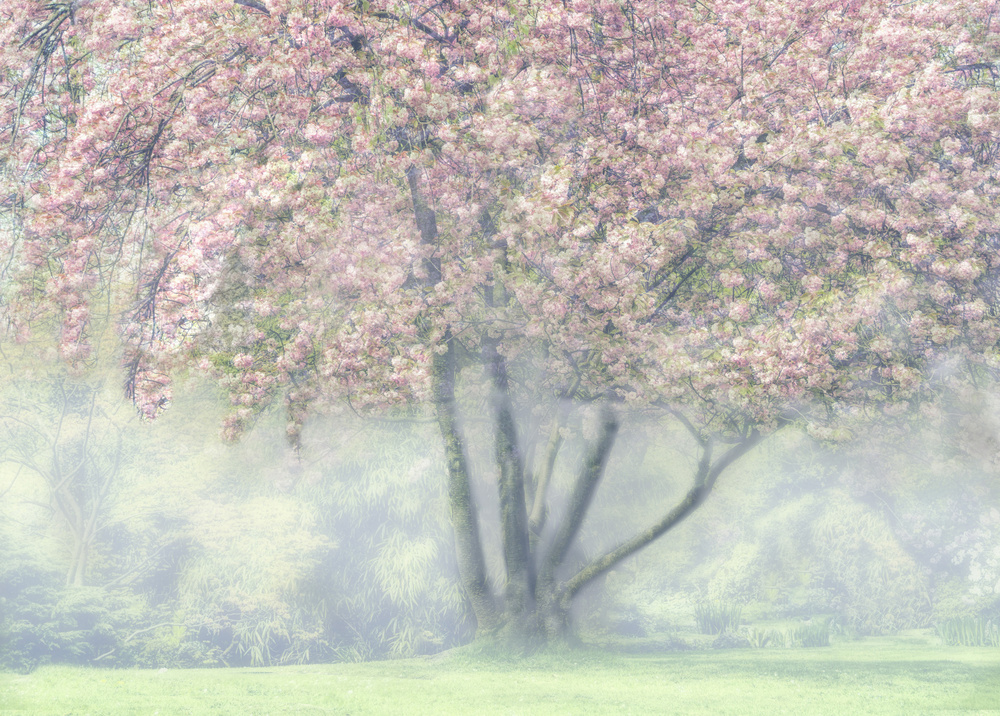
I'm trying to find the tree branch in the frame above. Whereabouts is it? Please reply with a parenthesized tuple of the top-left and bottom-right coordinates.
(405, 166, 442, 286)
(528, 407, 568, 537)
(559, 427, 767, 608)
(538, 406, 618, 599)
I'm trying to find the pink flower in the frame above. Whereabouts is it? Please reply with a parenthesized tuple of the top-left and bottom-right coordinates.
(233, 353, 254, 369)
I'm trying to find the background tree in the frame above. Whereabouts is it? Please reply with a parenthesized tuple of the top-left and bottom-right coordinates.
(0, 370, 128, 587)
(3, 0, 999, 645)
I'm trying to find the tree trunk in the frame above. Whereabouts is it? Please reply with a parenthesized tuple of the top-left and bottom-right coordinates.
(484, 337, 534, 634)
(432, 332, 501, 635)
(534, 406, 618, 639)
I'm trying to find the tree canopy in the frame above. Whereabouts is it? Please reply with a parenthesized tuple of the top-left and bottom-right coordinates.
(3, 0, 999, 642)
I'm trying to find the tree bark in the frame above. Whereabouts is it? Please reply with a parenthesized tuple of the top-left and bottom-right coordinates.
(405, 165, 441, 287)
(528, 410, 567, 539)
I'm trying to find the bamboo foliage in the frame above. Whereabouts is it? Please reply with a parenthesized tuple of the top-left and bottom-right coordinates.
(305, 418, 474, 659)
(173, 494, 333, 666)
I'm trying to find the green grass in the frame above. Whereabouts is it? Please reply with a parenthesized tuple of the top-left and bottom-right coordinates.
(2, 636, 1000, 715)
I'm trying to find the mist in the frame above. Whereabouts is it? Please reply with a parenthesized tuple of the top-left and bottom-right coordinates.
(3, 368, 999, 671)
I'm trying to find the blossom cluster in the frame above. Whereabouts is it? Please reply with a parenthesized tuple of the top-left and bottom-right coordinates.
(0, 0, 997, 441)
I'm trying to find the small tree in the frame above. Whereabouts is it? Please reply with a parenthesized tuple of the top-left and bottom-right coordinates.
(3, 0, 999, 644)
(0, 373, 127, 587)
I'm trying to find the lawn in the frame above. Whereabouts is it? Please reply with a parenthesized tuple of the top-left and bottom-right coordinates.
(2, 635, 999, 715)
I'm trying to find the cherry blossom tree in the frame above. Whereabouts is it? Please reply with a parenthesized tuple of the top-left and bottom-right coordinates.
(3, 0, 999, 643)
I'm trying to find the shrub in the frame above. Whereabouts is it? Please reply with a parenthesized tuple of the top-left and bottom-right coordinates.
(0, 571, 157, 672)
(711, 630, 748, 648)
(169, 493, 335, 667)
(304, 421, 474, 660)
(0, 551, 64, 672)
(708, 492, 930, 635)
(609, 606, 647, 637)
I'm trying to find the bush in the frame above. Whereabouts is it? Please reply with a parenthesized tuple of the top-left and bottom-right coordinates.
(304, 421, 474, 660)
(168, 493, 335, 667)
(0, 548, 64, 672)
(711, 630, 748, 648)
(0, 569, 156, 672)
(708, 492, 930, 635)
(1, 520, 193, 671)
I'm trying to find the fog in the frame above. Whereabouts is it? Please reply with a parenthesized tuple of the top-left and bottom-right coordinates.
(2, 370, 999, 672)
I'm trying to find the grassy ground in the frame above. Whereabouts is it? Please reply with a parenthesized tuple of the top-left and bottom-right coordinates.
(2, 635, 999, 715)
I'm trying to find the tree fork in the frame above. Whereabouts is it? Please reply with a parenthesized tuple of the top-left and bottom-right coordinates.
(534, 406, 618, 636)
(528, 406, 569, 539)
